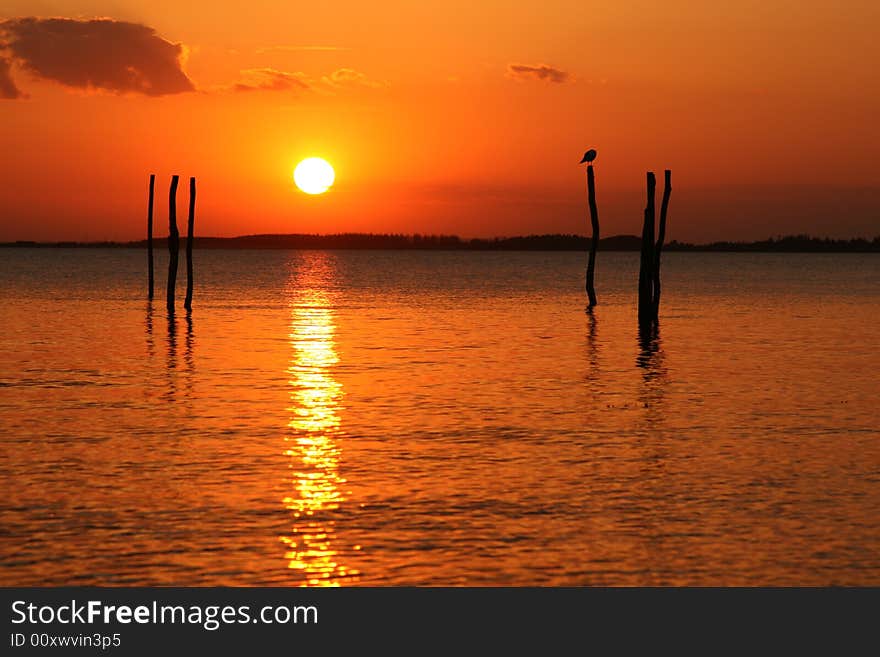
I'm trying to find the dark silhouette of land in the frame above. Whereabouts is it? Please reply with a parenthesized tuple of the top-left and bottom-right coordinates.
(3, 233, 879, 252)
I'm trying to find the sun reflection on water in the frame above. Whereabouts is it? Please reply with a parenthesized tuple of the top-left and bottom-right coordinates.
(281, 257, 358, 586)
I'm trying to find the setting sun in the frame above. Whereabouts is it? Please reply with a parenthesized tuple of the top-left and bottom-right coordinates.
(294, 158, 335, 195)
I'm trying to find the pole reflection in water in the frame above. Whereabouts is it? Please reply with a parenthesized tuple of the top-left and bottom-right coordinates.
(636, 320, 667, 413)
(164, 311, 177, 402)
(584, 309, 600, 383)
(145, 301, 155, 358)
(636, 321, 664, 378)
(281, 255, 359, 586)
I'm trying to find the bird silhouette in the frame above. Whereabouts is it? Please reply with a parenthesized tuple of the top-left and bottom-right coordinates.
(579, 149, 597, 164)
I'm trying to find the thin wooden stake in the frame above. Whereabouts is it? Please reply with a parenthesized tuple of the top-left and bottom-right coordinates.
(585, 164, 600, 307)
(184, 177, 196, 311)
(638, 172, 656, 324)
(147, 174, 155, 300)
(652, 170, 672, 318)
(167, 175, 180, 313)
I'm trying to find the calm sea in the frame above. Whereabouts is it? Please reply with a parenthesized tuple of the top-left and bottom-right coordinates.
(1, 248, 878, 585)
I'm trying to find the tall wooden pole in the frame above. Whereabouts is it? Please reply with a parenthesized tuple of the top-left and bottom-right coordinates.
(184, 177, 196, 311)
(167, 175, 180, 313)
(147, 174, 155, 300)
(585, 165, 600, 307)
(652, 170, 672, 319)
(638, 172, 656, 324)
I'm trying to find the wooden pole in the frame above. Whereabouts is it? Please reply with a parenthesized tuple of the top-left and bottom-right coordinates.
(147, 174, 155, 300)
(652, 170, 672, 319)
(167, 175, 180, 313)
(184, 177, 196, 311)
(638, 172, 656, 324)
(585, 164, 600, 307)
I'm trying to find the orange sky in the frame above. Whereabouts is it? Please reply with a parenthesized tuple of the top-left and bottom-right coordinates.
(1, 1, 878, 241)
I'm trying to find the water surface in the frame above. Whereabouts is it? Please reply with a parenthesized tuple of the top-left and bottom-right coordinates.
(1, 249, 878, 585)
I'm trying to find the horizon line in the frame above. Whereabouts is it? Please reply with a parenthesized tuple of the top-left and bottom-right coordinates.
(2, 232, 879, 253)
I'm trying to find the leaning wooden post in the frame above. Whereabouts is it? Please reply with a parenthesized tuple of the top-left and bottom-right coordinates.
(184, 177, 196, 311)
(638, 171, 656, 324)
(585, 164, 600, 307)
(147, 174, 155, 300)
(167, 175, 180, 313)
(652, 170, 672, 319)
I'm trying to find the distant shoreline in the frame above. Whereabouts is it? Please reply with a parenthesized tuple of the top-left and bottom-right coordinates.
(2, 233, 879, 253)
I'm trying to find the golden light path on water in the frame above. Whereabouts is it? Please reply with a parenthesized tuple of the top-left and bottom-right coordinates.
(281, 257, 358, 586)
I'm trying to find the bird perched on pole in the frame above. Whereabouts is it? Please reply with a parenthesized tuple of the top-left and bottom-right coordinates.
(579, 149, 597, 164)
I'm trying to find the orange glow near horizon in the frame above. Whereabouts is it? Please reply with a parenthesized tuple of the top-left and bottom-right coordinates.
(0, 2, 878, 242)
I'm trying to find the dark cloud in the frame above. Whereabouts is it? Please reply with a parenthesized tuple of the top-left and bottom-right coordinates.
(0, 17, 194, 97)
(0, 56, 22, 99)
(507, 63, 571, 83)
(232, 68, 311, 92)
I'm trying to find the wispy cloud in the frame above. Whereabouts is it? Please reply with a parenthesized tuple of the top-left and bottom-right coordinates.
(232, 67, 311, 92)
(0, 17, 194, 97)
(321, 68, 386, 89)
(507, 63, 571, 83)
(256, 45, 351, 54)
(229, 67, 384, 94)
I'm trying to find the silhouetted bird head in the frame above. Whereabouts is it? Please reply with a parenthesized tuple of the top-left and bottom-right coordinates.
(579, 149, 597, 164)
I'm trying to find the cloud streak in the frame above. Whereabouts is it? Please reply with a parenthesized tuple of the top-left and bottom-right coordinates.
(0, 17, 194, 97)
(230, 67, 384, 93)
(256, 45, 350, 54)
(232, 67, 311, 92)
(507, 63, 571, 83)
(321, 68, 386, 89)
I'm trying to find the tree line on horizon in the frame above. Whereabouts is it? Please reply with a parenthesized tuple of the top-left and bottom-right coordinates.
(3, 232, 879, 252)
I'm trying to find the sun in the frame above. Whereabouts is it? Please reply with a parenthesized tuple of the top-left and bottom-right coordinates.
(294, 157, 335, 195)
